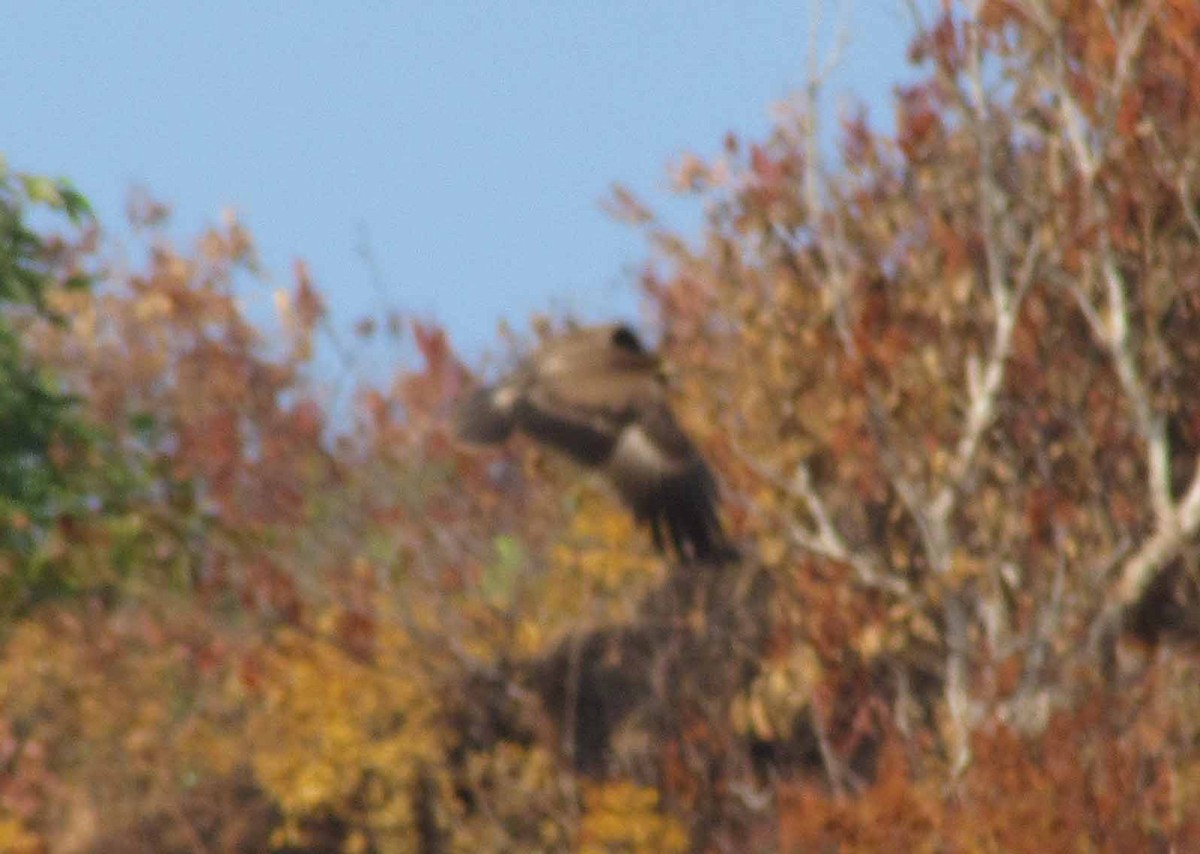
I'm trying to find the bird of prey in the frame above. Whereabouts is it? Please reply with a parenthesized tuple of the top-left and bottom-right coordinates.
(454, 323, 732, 563)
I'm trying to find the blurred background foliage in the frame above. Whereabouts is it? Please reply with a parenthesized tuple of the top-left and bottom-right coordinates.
(4, 2, 1200, 851)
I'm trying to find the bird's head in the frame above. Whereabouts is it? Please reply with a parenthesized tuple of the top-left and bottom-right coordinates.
(608, 324, 646, 353)
(607, 324, 679, 385)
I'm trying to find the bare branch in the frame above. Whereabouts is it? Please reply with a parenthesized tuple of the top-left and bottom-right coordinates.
(931, 243, 1040, 525)
(1114, 461, 1200, 607)
(1051, 266, 1108, 342)
(901, 0, 927, 35)
(1037, 3, 1194, 618)
(1104, 4, 1153, 109)
(1098, 245, 1172, 520)
(1047, 0, 1151, 182)
(1178, 173, 1200, 244)
(796, 0, 856, 356)
(964, 1, 1007, 310)
(729, 437, 910, 596)
(805, 0, 851, 96)
(1053, 56, 1099, 182)
(930, 4, 1042, 528)
(944, 594, 973, 776)
(865, 390, 946, 569)
(809, 702, 848, 796)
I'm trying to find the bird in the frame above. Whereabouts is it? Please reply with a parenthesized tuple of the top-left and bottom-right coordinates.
(454, 323, 732, 563)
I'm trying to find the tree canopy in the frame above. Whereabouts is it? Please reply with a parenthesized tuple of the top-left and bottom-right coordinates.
(3, 2, 1200, 851)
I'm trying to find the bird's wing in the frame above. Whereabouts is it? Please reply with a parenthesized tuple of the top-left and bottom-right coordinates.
(515, 378, 625, 467)
(455, 356, 654, 465)
(454, 383, 520, 444)
(605, 401, 727, 563)
(507, 333, 662, 465)
(454, 324, 733, 563)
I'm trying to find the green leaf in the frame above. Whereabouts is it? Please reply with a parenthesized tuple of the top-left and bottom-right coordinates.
(129, 411, 158, 435)
(59, 185, 93, 222)
(480, 534, 525, 608)
(21, 174, 63, 207)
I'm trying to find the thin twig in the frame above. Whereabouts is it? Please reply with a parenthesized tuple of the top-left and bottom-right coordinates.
(728, 436, 910, 596)
(809, 702, 848, 796)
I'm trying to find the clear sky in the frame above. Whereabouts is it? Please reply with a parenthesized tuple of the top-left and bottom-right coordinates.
(3, 2, 917, 370)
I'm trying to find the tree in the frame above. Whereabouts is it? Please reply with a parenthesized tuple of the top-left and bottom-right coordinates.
(634, 0, 1200, 845)
(0, 161, 99, 607)
(5, 1, 1200, 848)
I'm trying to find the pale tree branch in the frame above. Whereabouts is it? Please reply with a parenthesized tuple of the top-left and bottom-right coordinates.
(1038, 2, 1200, 622)
(964, 1, 1007, 310)
(1102, 3, 1153, 107)
(796, 0, 857, 356)
(729, 436, 910, 597)
(1029, 0, 1150, 176)
(1055, 266, 1108, 342)
(1177, 173, 1200, 244)
(1001, 524, 1109, 731)
(930, 242, 1039, 526)
(1115, 468, 1200, 606)
(901, 0, 926, 36)
(864, 392, 942, 566)
(1098, 244, 1172, 521)
(739, 0, 904, 598)
(929, 1, 1045, 528)
(943, 594, 973, 777)
(918, 0, 1045, 776)
(809, 703, 851, 796)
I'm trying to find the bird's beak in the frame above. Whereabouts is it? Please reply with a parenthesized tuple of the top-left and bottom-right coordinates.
(657, 358, 679, 384)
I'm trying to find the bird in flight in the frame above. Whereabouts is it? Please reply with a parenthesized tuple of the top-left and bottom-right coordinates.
(454, 323, 732, 563)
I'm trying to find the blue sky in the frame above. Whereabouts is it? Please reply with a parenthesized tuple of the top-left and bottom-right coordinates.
(4, 2, 917, 374)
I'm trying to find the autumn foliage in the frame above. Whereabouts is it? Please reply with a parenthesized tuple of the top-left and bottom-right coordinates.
(4, 2, 1200, 851)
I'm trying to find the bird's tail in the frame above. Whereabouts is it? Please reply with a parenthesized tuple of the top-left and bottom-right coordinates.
(454, 385, 517, 444)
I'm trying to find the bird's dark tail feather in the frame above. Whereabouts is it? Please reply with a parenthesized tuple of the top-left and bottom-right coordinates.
(646, 490, 738, 566)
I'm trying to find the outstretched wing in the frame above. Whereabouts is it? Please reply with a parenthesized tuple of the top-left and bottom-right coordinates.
(453, 370, 627, 467)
